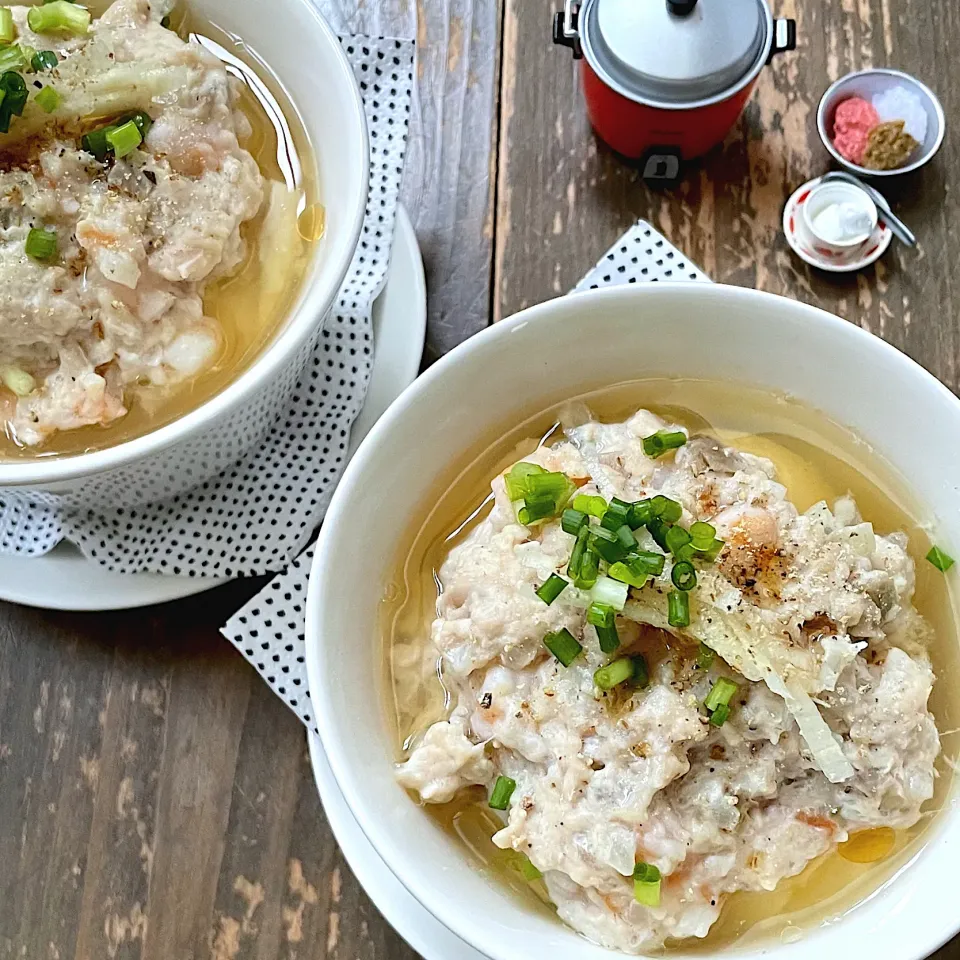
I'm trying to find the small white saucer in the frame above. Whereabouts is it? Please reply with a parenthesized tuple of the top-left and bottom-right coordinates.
(0, 205, 427, 611)
(308, 732, 490, 960)
(783, 176, 893, 273)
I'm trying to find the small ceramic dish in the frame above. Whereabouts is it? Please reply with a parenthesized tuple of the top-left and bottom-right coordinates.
(784, 177, 891, 273)
(802, 181, 878, 255)
(817, 68, 945, 177)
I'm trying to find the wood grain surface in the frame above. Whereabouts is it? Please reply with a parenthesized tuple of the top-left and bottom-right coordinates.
(1, 0, 957, 958)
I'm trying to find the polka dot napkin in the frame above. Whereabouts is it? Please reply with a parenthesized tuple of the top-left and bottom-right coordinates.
(222, 220, 711, 731)
(0, 37, 415, 578)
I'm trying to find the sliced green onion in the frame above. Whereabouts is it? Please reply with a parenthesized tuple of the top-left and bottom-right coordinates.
(587, 601, 615, 628)
(543, 627, 582, 667)
(927, 545, 955, 573)
(633, 862, 661, 907)
(704, 677, 738, 712)
(630, 551, 666, 577)
(489, 775, 516, 810)
(504, 461, 545, 501)
(573, 546, 600, 589)
(19, 43, 36, 68)
(651, 495, 682, 523)
(590, 575, 628, 611)
(709, 703, 731, 727)
(106, 118, 142, 158)
(647, 517, 670, 551)
(667, 589, 689, 627)
(628, 499, 654, 529)
(81, 124, 115, 161)
(631, 654, 649, 688)
(671, 560, 697, 591)
(608, 560, 647, 589)
(31, 49, 58, 72)
(34, 85, 59, 113)
(689, 520, 717, 548)
(0, 8, 16, 44)
(587, 601, 619, 654)
(561, 508, 588, 536)
(1, 365, 36, 396)
(600, 497, 631, 532)
(573, 493, 607, 518)
(536, 573, 568, 606)
(527, 472, 572, 500)
(697, 642, 715, 670)
(589, 524, 626, 564)
(642, 430, 687, 459)
(615, 524, 638, 553)
(25, 226, 57, 262)
(518, 495, 559, 526)
(160, 13, 171, 27)
(665, 525, 692, 556)
(594, 657, 634, 691)
(0, 44, 28, 75)
(696, 537, 725, 562)
(27, 1, 90, 35)
(567, 523, 591, 579)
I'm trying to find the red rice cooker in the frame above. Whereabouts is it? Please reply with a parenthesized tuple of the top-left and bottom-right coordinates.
(553, 0, 796, 183)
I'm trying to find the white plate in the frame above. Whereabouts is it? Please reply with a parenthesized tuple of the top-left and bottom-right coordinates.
(308, 731, 490, 960)
(0, 205, 426, 611)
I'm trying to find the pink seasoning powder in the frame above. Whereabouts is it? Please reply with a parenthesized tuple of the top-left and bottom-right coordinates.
(832, 97, 881, 164)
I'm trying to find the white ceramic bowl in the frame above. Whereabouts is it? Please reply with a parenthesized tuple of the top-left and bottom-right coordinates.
(0, 0, 368, 509)
(308, 283, 960, 960)
(817, 68, 945, 177)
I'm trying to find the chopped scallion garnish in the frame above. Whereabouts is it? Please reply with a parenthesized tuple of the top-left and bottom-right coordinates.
(587, 601, 619, 653)
(628, 499, 654, 529)
(573, 493, 607, 518)
(27, 1, 90, 35)
(697, 642, 715, 670)
(0, 8, 16, 44)
(25, 226, 57, 262)
(600, 497, 631, 532)
(646, 517, 671, 551)
(573, 545, 600, 589)
(504, 461, 545, 501)
(690, 520, 717, 548)
(519, 855, 542, 881)
(633, 862, 662, 906)
(667, 588, 689, 627)
(561, 507, 588, 536)
(650, 495, 682, 523)
(594, 657, 634, 691)
(536, 573, 569, 606)
(82, 124, 114, 161)
(615, 524, 638, 553)
(642, 430, 687, 459)
(489, 775, 516, 810)
(704, 677, 738, 712)
(709, 703, 731, 727)
(567, 523, 591, 579)
(518, 495, 559, 526)
(589, 524, 626, 564)
(106, 118, 142, 158)
(696, 537, 725, 562)
(0, 44, 28, 75)
(670, 560, 697, 591)
(665, 524, 692, 556)
(926, 545, 955, 573)
(31, 49, 59, 71)
(34, 85, 59, 113)
(543, 627, 582, 667)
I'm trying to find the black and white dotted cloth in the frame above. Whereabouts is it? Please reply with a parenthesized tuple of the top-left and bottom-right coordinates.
(223, 220, 711, 732)
(0, 37, 416, 578)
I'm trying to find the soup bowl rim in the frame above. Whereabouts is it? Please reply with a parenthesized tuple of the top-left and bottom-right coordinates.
(307, 281, 960, 960)
(0, 0, 368, 485)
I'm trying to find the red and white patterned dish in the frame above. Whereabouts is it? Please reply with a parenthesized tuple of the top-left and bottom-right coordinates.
(783, 176, 892, 273)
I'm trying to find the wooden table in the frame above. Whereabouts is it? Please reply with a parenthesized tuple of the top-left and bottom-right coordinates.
(2, 1, 957, 958)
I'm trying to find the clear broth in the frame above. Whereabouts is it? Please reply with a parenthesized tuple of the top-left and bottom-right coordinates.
(383, 378, 960, 952)
(0, 6, 319, 459)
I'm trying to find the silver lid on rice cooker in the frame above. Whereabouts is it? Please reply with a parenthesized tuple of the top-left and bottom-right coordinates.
(572, 0, 779, 107)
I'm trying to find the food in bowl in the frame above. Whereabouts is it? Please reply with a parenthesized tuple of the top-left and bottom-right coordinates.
(831, 89, 925, 170)
(0, 0, 317, 454)
(388, 380, 955, 954)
